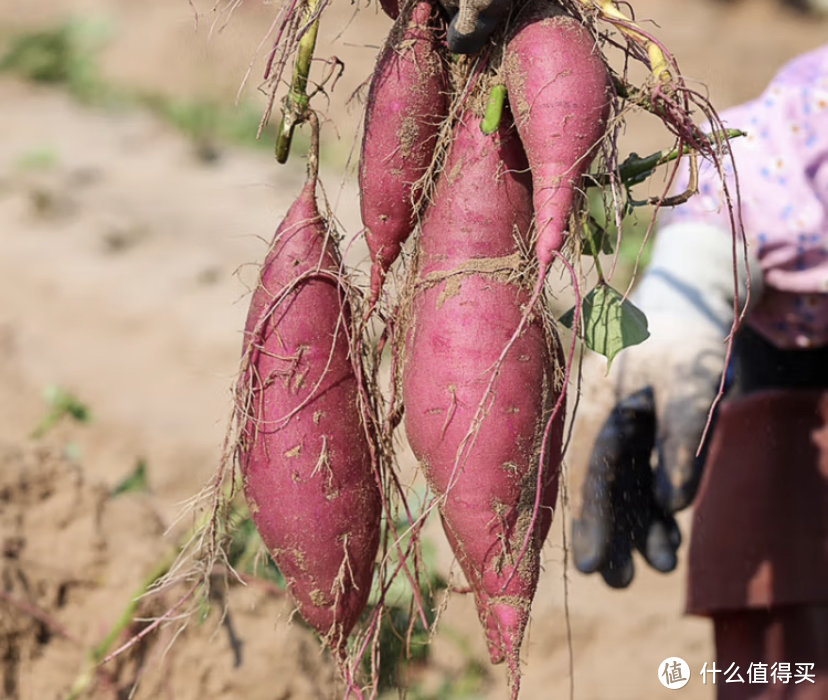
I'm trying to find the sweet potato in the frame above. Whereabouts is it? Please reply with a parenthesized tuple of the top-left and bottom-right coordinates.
(240, 164, 381, 651)
(379, 0, 399, 19)
(360, 0, 449, 304)
(504, 2, 610, 267)
(402, 109, 565, 684)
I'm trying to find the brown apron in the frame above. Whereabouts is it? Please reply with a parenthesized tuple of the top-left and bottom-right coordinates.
(687, 389, 828, 616)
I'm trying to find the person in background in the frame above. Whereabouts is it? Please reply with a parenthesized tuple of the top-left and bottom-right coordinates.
(571, 45, 827, 699)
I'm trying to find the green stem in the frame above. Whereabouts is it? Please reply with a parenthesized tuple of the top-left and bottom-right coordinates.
(30, 412, 60, 440)
(583, 218, 606, 283)
(65, 501, 218, 700)
(587, 128, 746, 189)
(65, 552, 177, 700)
(479, 85, 507, 135)
(275, 0, 321, 164)
(96, 556, 176, 662)
(612, 73, 651, 111)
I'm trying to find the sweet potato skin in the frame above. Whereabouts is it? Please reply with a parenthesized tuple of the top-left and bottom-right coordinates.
(379, 0, 399, 19)
(504, 3, 610, 265)
(240, 180, 381, 648)
(402, 111, 565, 671)
(360, 0, 449, 303)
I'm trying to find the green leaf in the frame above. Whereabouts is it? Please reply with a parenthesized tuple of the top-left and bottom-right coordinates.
(47, 385, 91, 421)
(111, 458, 149, 497)
(617, 150, 662, 187)
(582, 216, 615, 256)
(559, 283, 650, 369)
(30, 385, 92, 439)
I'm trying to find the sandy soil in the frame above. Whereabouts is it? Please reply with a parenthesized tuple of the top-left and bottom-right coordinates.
(0, 1, 825, 698)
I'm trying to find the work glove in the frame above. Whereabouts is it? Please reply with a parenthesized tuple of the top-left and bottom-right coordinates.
(571, 221, 763, 588)
(438, 0, 513, 54)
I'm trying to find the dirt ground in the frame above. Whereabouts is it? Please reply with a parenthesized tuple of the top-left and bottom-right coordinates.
(0, 1, 825, 698)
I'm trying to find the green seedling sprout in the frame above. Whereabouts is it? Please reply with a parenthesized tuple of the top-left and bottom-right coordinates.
(30, 385, 91, 439)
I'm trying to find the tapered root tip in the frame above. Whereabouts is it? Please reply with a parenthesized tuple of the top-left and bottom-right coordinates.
(368, 263, 386, 308)
(481, 601, 527, 697)
(484, 615, 506, 665)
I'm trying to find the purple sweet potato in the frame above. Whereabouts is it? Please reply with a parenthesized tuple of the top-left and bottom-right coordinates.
(402, 109, 566, 683)
(240, 170, 381, 650)
(360, 0, 449, 304)
(504, 2, 610, 268)
(379, 0, 400, 19)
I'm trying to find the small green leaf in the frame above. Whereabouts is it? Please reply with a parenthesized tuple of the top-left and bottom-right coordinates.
(559, 283, 650, 368)
(111, 459, 149, 497)
(617, 150, 662, 187)
(582, 216, 615, 256)
(30, 385, 92, 439)
(559, 306, 576, 330)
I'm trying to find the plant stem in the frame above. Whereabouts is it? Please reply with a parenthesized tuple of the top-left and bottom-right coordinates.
(479, 85, 506, 135)
(583, 219, 606, 282)
(578, 0, 671, 83)
(275, 0, 321, 164)
(95, 556, 176, 662)
(587, 128, 746, 189)
(66, 550, 178, 700)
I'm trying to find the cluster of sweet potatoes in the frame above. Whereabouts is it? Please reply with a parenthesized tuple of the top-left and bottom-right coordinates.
(236, 0, 611, 691)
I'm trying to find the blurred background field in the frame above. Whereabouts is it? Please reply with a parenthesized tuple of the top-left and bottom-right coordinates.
(0, 1, 825, 698)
